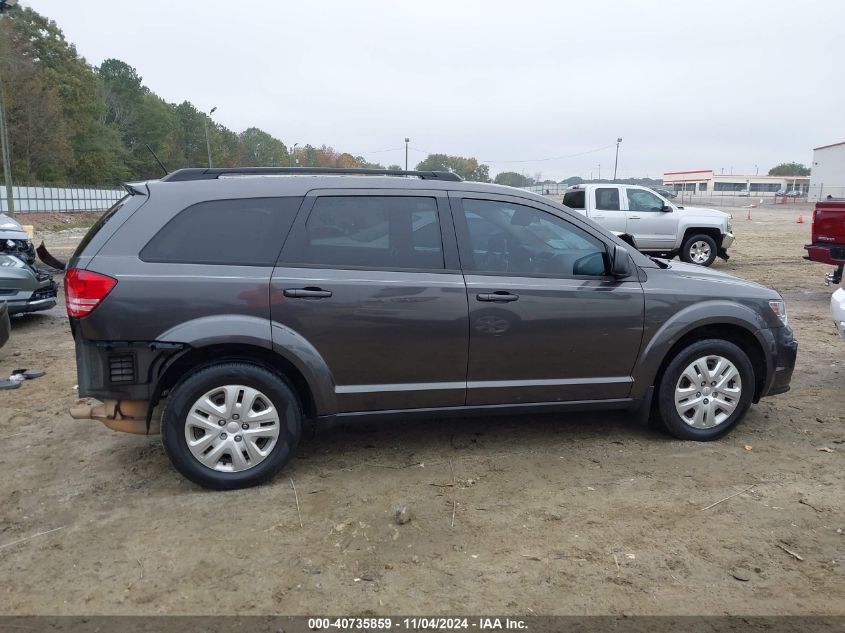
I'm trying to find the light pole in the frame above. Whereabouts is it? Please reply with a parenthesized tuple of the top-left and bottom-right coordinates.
(204, 106, 217, 168)
(612, 137, 622, 181)
(404, 138, 410, 171)
(597, 164, 601, 181)
(0, 0, 18, 215)
(290, 143, 299, 167)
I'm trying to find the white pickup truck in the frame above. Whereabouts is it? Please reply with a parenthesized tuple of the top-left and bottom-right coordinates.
(562, 184, 734, 267)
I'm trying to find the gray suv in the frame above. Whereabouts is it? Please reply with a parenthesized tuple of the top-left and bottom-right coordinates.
(67, 167, 797, 489)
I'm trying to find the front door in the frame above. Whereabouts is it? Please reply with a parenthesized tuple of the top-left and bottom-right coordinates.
(624, 188, 679, 250)
(273, 190, 468, 412)
(451, 193, 644, 406)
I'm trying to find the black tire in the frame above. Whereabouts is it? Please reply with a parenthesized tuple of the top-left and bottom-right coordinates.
(657, 339, 754, 441)
(161, 362, 302, 490)
(680, 233, 718, 267)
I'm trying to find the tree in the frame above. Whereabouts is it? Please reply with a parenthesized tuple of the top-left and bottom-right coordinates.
(494, 171, 533, 187)
(415, 154, 490, 182)
(768, 162, 810, 176)
(238, 127, 289, 167)
(387, 164, 402, 171)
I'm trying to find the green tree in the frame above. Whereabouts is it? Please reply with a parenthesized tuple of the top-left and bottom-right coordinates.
(415, 154, 490, 182)
(768, 162, 810, 176)
(238, 127, 289, 166)
(494, 171, 533, 187)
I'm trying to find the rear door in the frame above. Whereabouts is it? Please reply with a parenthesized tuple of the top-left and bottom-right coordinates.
(450, 192, 644, 405)
(589, 186, 627, 233)
(624, 187, 678, 250)
(272, 189, 468, 412)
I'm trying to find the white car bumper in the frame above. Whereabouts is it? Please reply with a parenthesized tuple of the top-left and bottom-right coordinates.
(832, 288, 845, 340)
(721, 232, 735, 250)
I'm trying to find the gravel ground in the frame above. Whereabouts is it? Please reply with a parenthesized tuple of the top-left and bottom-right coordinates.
(0, 205, 842, 616)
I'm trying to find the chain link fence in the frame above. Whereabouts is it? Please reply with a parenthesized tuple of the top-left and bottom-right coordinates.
(0, 184, 125, 213)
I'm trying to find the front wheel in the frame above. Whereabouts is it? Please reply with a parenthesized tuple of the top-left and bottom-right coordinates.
(680, 234, 718, 267)
(161, 362, 302, 490)
(657, 339, 754, 440)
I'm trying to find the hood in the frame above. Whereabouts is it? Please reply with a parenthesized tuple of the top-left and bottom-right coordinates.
(677, 205, 730, 220)
(0, 213, 28, 240)
(664, 261, 771, 293)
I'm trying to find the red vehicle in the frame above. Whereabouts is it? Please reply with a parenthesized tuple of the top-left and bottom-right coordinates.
(804, 198, 845, 285)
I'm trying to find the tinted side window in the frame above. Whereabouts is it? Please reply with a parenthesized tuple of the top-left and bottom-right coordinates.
(289, 196, 444, 270)
(562, 190, 585, 209)
(140, 197, 301, 266)
(626, 188, 664, 212)
(459, 199, 607, 277)
(595, 188, 620, 210)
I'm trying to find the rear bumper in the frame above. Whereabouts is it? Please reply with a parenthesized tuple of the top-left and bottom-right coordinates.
(760, 325, 798, 398)
(804, 243, 845, 266)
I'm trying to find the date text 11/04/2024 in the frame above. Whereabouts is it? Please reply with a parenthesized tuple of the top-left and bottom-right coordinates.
(307, 617, 528, 630)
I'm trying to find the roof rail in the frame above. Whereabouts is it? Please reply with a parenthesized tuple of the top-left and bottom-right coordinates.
(159, 167, 463, 182)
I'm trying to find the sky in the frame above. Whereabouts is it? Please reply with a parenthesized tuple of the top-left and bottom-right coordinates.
(25, 0, 845, 181)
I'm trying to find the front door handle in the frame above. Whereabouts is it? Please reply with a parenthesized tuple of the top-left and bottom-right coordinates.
(629, 215, 641, 220)
(477, 292, 519, 302)
(283, 287, 333, 299)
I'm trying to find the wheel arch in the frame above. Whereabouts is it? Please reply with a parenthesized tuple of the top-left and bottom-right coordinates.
(634, 303, 772, 404)
(682, 226, 723, 247)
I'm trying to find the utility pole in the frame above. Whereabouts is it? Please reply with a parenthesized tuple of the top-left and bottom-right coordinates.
(204, 106, 217, 168)
(613, 137, 622, 181)
(597, 163, 601, 181)
(0, 0, 18, 215)
(405, 137, 410, 171)
(0, 69, 13, 215)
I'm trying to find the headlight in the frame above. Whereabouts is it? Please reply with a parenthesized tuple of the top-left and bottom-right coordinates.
(0, 254, 25, 268)
(769, 299, 788, 326)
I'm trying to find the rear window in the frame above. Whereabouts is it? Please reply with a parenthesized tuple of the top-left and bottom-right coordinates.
(562, 190, 585, 209)
(73, 195, 129, 258)
(140, 197, 302, 266)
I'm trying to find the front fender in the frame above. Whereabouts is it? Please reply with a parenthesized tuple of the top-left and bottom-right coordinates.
(631, 300, 770, 398)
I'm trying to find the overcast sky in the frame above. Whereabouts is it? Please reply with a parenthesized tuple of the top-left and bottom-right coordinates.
(26, 0, 845, 181)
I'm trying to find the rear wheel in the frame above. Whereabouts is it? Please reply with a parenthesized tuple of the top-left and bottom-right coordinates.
(161, 362, 301, 489)
(680, 234, 717, 267)
(657, 339, 754, 440)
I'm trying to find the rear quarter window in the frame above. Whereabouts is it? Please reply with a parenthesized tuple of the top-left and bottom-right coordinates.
(140, 197, 302, 266)
(73, 195, 130, 258)
(562, 190, 585, 209)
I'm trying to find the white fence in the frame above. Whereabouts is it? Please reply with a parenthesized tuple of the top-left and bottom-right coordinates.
(0, 184, 124, 213)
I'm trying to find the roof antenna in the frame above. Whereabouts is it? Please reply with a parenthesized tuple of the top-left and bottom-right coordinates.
(145, 143, 168, 176)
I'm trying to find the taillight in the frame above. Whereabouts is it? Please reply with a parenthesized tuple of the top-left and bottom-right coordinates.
(65, 269, 117, 318)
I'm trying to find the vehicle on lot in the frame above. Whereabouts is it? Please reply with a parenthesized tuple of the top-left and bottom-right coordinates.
(0, 213, 58, 314)
(804, 197, 845, 285)
(68, 167, 796, 489)
(0, 301, 9, 349)
(654, 188, 677, 199)
(832, 288, 845, 340)
(562, 184, 734, 267)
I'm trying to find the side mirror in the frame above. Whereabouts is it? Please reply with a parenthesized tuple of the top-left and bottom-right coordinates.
(611, 244, 633, 278)
(660, 204, 673, 212)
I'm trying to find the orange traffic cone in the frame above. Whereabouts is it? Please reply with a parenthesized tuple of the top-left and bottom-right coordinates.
(797, 214, 804, 224)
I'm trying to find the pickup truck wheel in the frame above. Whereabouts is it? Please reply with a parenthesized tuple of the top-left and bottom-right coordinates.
(657, 339, 753, 441)
(161, 362, 302, 490)
(680, 234, 717, 267)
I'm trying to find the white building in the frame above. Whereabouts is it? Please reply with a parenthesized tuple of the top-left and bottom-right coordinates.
(662, 170, 809, 198)
(809, 141, 845, 200)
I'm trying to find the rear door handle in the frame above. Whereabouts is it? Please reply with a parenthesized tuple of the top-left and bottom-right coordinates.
(593, 214, 606, 219)
(629, 215, 641, 220)
(283, 287, 333, 299)
(477, 292, 519, 302)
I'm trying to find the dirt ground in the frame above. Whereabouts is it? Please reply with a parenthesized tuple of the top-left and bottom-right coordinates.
(0, 205, 842, 616)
